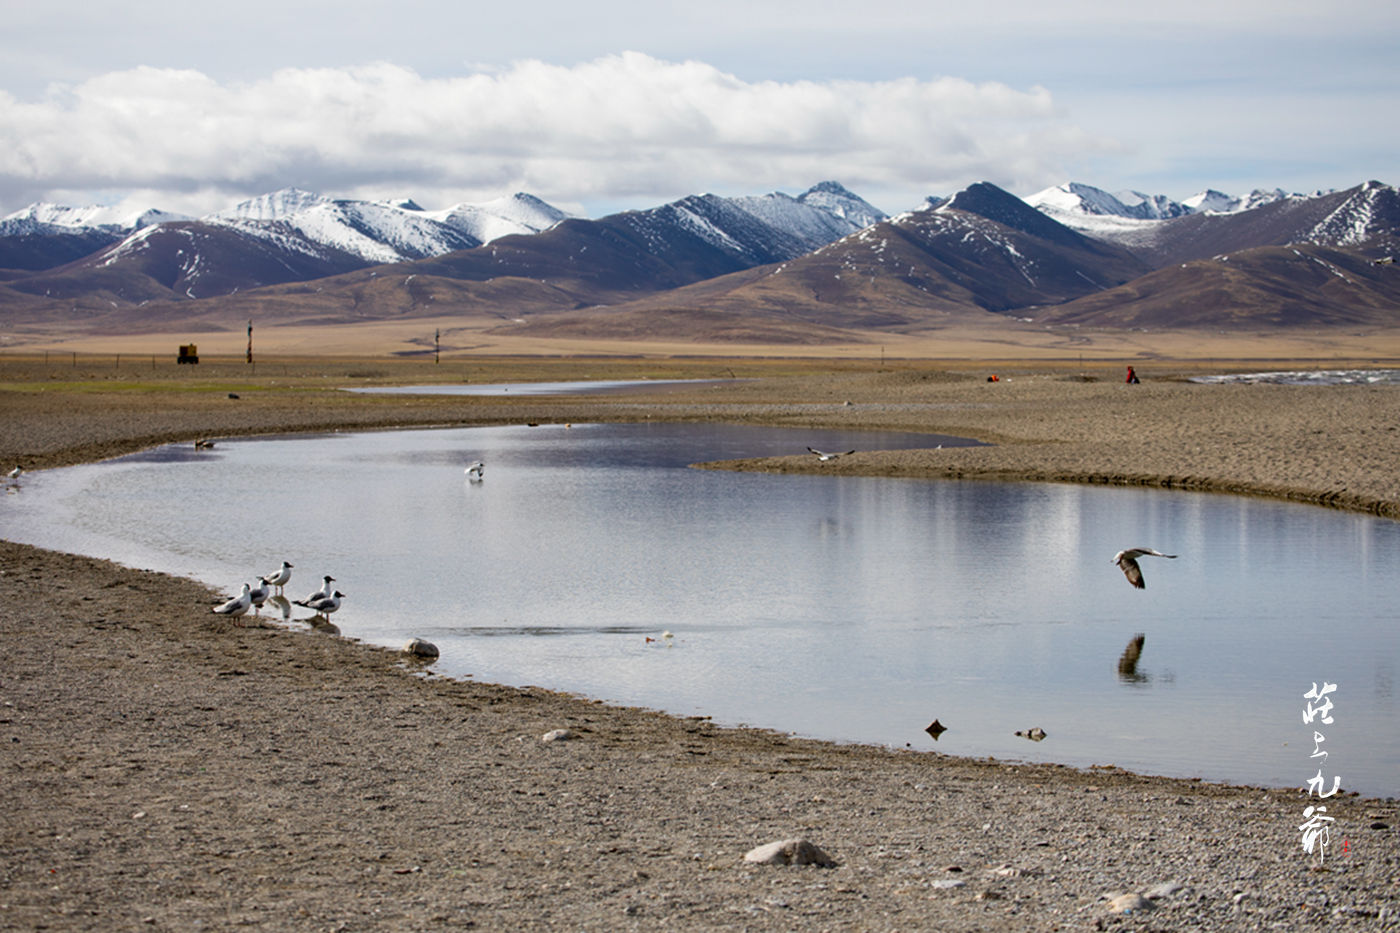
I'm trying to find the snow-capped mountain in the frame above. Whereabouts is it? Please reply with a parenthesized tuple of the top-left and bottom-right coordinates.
(420, 192, 573, 245)
(207, 188, 480, 264)
(1025, 182, 1178, 220)
(2, 203, 188, 232)
(0, 202, 191, 272)
(1181, 188, 1294, 214)
(728, 182, 886, 252)
(208, 188, 573, 264)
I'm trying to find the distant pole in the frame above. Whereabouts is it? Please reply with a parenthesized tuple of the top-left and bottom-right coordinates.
(246, 320, 253, 364)
(435, 329, 440, 364)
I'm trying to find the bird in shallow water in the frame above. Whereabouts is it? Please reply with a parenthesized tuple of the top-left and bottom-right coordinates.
(298, 575, 335, 605)
(212, 583, 253, 620)
(297, 590, 345, 618)
(1112, 548, 1177, 589)
(807, 447, 855, 462)
(248, 577, 271, 612)
(264, 560, 293, 592)
(465, 461, 485, 481)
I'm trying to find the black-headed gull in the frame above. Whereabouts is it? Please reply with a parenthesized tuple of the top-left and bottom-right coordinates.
(264, 561, 293, 592)
(213, 583, 253, 619)
(807, 447, 855, 462)
(1112, 548, 1177, 589)
(298, 575, 335, 605)
(6, 466, 21, 483)
(248, 577, 271, 611)
(297, 590, 345, 618)
(465, 461, 485, 480)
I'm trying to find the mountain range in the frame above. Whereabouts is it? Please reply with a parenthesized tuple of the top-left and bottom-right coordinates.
(1, 178, 1397, 344)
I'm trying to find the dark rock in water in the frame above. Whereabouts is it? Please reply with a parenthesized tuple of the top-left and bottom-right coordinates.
(924, 719, 947, 740)
(400, 638, 439, 660)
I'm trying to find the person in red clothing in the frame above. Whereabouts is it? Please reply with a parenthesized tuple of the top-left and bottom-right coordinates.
(1126, 366, 1140, 384)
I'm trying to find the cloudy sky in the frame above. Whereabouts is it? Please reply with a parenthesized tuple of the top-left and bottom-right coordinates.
(1, 0, 1396, 219)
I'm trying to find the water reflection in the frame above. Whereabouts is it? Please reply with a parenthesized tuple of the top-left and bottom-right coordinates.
(1116, 633, 1147, 683)
(3, 421, 1398, 796)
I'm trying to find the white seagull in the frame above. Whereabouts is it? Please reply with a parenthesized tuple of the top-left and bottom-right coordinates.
(465, 461, 485, 480)
(297, 590, 345, 618)
(807, 447, 855, 462)
(6, 466, 21, 482)
(248, 577, 271, 612)
(298, 575, 335, 605)
(212, 583, 253, 619)
(1112, 548, 1177, 589)
(264, 561, 293, 592)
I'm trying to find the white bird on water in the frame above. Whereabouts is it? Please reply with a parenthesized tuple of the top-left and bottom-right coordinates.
(265, 560, 293, 592)
(1112, 548, 1177, 589)
(807, 447, 855, 462)
(465, 461, 485, 480)
(6, 466, 21, 482)
(298, 575, 335, 605)
(212, 583, 253, 619)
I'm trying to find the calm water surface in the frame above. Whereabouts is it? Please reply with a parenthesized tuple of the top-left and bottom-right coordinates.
(5, 422, 1396, 797)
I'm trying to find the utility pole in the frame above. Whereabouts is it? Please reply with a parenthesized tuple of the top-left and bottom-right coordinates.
(246, 320, 253, 364)
(435, 329, 440, 364)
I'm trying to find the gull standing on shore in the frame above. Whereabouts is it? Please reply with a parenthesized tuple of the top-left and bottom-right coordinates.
(807, 447, 855, 462)
(1112, 548, 1177, 589)
(212, 583, 253, 620)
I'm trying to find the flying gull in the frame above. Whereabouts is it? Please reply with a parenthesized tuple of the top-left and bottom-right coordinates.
(1112, 548, 1177, 589)
(807, 447, 855, 462)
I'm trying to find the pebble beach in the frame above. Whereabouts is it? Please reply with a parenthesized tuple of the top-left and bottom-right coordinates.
(2, 360, 1398, 931)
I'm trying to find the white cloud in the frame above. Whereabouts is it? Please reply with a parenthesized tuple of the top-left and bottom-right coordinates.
(0, 53, 1113, 216)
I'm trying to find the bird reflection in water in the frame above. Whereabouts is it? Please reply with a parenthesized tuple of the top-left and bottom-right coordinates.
(1117, 633, 1148, 683)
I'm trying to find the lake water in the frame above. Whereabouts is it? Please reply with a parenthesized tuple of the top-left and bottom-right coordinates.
(4, 421, 1397, 797)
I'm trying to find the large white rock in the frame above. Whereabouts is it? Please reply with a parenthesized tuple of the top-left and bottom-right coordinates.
(743, 839, 836, 867)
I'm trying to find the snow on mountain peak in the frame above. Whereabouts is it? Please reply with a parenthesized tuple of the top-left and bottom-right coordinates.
(795, 181, 887, 229)
(3, 202, 189, 231)
(213, 187, 329, 223)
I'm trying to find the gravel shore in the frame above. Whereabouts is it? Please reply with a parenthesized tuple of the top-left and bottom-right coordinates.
(2, 362, 1398, 931)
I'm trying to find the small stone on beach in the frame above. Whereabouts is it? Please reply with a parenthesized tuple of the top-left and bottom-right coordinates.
(743, 839, 836, 867)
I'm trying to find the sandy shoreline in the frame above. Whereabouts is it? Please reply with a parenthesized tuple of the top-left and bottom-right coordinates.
(3, 359, 1399, 930)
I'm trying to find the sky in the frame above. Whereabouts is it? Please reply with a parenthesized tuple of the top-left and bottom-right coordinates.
(1, 0, 1396, 220)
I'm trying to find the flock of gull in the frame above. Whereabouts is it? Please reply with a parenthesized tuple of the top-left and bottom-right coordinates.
(212, 560, 345, 625)
(207, 458, 495, 623)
